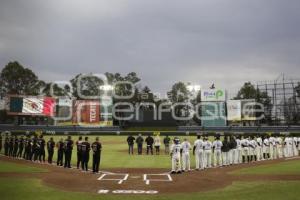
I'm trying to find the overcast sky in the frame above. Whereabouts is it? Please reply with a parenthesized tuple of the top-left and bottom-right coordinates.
(1, 0, 300, 98)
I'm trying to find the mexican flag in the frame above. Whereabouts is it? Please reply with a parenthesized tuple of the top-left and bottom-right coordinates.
(9, 96, 56, 116)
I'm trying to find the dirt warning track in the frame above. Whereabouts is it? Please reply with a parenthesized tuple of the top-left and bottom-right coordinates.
(1, 156, 300, 194)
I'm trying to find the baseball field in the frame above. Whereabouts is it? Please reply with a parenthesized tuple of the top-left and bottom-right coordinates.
(1, 135, 300, 200)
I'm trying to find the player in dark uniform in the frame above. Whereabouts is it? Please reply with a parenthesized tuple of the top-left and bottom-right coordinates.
(163, 135, 171, 154)
(23, 136, 27, 159)
(81, 137, 90, 172)
(56, 138, 64, 166)
(8, 136, 13, 157)
(13, 136, 19, 158)
(24, 135, 32, 160)
(31, 135, 39, 162)
(8, 136, 14, 157)
(92, 137, 102, 173)
(222, 136, 230, 166)
(47, 137, 55, 164)
(17, 136, 24, 158)
(64, 136, 74, 168)
(76, 136, 83, 169)
(136, 134, 144, 155)
(127, 135, 135, 155)
(229, 135, 237, 165)
(145, 135, 154, 155)
(4, 135, 9, 156)
(38, 135, 46, 163)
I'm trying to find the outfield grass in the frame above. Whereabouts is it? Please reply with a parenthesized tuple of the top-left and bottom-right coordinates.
(231, 159, 300, 175)
(18, 135, 200, 169)
(88, 135, 204, 168)
(0, 160, 47, 173)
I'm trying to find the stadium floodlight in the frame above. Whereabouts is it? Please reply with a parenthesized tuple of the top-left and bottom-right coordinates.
(187, 85, 201, 92)
(100, 85, 114, 91)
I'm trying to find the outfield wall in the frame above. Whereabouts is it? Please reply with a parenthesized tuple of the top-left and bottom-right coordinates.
(1, 124, 300, 136)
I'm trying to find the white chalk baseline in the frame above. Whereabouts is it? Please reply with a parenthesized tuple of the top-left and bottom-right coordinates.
(97, 171, 129, 184)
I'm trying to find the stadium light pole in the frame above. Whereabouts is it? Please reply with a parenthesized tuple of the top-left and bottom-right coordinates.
(99, 84, 114, 98)
(99, 84, 114, 126)
(99, 85, 114, 91)
(187, 85, 201, 93)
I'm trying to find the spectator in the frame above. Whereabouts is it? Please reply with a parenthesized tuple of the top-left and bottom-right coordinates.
(136, 134, 144, 155)
(154, 135, 161, 155)
(145, 135, 154, 155)
(163, 135, 171, 154)
(127, 134, 135, 155)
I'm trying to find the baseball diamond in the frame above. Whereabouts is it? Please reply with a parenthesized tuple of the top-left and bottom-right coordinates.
(1, 133, 300, 200)
(1, 1, 300, 200)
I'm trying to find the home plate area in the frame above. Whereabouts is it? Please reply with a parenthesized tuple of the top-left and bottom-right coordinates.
(97, 171, 173, 194)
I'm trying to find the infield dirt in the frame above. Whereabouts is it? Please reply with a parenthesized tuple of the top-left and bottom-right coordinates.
(1, 156, 300, 194)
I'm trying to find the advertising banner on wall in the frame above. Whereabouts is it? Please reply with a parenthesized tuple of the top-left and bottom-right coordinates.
(72, 100, 100, 124)
(7, 96, 56, 116)
(227, 100, 242, 121)
(201, 102, 227, 127)
(201, 89, 226, 102)
(57, 97, 113, 126)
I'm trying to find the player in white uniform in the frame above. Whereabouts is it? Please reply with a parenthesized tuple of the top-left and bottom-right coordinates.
(275, 136, 283, 158)
(288, 137, 293, 157)
(212, 135, 223, 167)
(181, 138, 191, 172)
(298, 137, 300, 155)
(170, 138, 182, 174)
(249, 136, 258, 162)
(293, 137, 298, 156)
(256, 136, 263, 161)
(283, 137, 288, 157)
(263, 136, 270, 159)
(285, 137, 293, 157)
(269, 135, 276, 159)
(241, 136, 250, 163)
(235, 136, 242, 164)
(203, 137, 212, 168)
(193, 135, 204, 170)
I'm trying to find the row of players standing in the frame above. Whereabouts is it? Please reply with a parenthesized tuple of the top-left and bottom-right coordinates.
(0, 134, 102, 173)
(1, 134, 48, 162)
(127, 134, 171, 155)
(170, 134, 300, 173)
